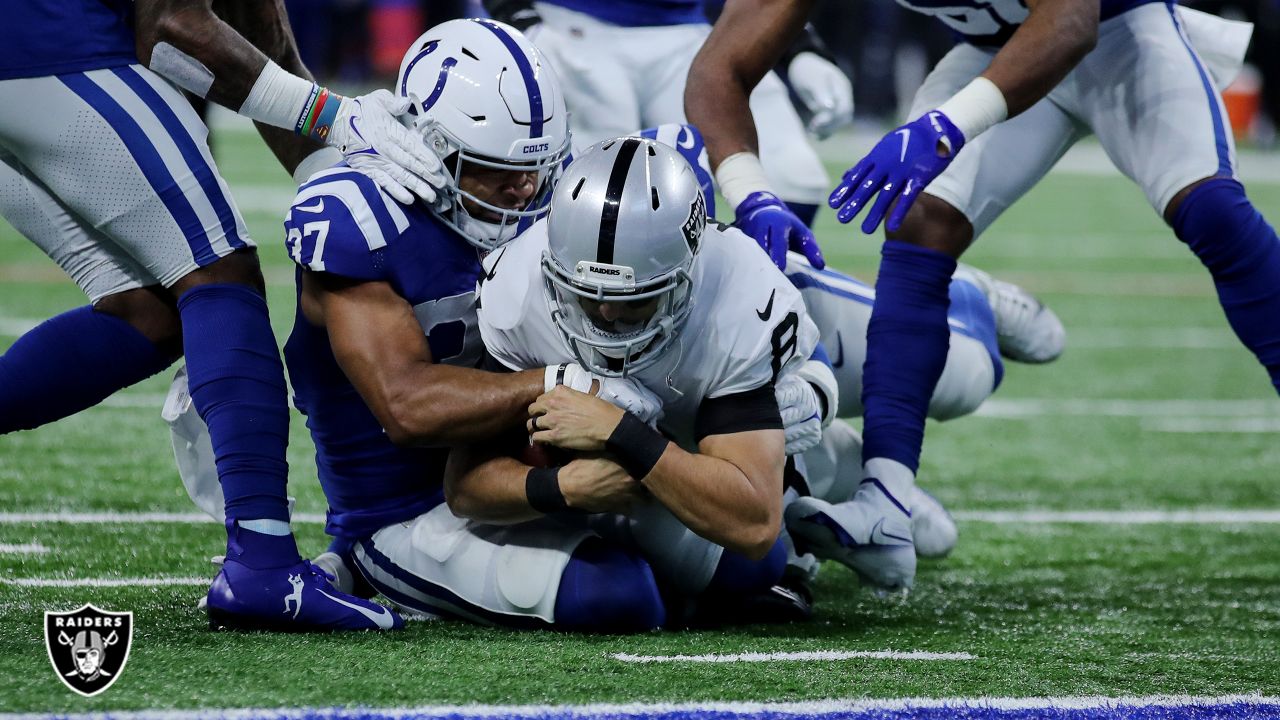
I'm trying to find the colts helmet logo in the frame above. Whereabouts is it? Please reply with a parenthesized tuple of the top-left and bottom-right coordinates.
(44, 604, 133, 697)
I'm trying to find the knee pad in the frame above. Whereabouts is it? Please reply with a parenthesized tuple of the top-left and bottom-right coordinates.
(555, 540, 665, 633)
(704, 538, 786, 598)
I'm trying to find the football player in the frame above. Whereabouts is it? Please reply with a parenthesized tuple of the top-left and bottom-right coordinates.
(0, 0, 441, 630)
(432, 136, 817, 630)
(481, 0, 843, 268)
(268, 20, 676, 632)
(687, 0, 1277, 592)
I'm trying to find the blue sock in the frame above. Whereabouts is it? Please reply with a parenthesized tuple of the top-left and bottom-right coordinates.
(1173, 178, 1280, 393)
(179, 283, 294, 564)
(0, 306, 175, 433)
(554, 540, 665, 633)
(862, 240, 957, 473)
(785, 201, 819, 227)
(703, 538, 786, 597)
(948, 279, 1004, 391)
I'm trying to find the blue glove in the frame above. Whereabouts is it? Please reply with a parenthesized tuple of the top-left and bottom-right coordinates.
(829, 110, 965, 235)
(734, 191, 825, 270)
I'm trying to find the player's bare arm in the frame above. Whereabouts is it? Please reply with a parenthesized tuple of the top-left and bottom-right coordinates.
(302, 272, 544, 446)
(135, 0, 294, 113)
(443, 440, 644, 524)
(981, 0, 1099, 116)
(529, 387, 784, 559)
(135, 0, 444, 200)
(685, 0, 814, 171)
(684, 0, 826, 269)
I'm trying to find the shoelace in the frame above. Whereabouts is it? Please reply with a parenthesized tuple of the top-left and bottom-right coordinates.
(301, 559, 336, 584)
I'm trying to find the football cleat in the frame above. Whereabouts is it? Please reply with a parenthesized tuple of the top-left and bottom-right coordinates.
(786, 480, 916, 593)
(313, 548, 378, 599)
(911, 486, 958, 559)
(953, 264, 1065, 364)
(206, 558, 403, 632)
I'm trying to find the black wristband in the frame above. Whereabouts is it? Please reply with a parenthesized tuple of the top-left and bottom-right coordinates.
(526, 466, 572, 514)
(606, 411, 670, 481)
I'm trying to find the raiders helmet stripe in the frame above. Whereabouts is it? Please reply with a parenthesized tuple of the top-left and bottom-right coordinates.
(596, 138, 642, 264)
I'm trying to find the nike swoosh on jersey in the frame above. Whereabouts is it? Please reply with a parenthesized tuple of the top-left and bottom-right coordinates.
(317, 589, 396, 629)
(295, 199, 325, 213)
(832, 331, 845, 369)
(896, 129, 911, 162)
(757, 289, 776, 321)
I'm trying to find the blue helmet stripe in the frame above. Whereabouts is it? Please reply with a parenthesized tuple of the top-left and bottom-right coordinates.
(474, 19, 544, 138)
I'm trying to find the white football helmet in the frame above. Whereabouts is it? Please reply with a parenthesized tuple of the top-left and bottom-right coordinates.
(542, 137, 708, 377)
(396, 19, 570, 251)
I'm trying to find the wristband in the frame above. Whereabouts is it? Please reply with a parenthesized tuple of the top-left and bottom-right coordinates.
(295, 85, 344, 142)
(935, 77, 1008, 142)
(715, 152, 774, 210)
(525, 466, 573, 514)
(606, 411, 670, 481)
(239, 60, 344, 143)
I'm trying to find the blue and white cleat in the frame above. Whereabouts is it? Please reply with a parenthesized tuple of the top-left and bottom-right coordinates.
(206, 558, 403, 632)
(911, 486, 958, 559)
(785, 481, 917, 593)
(953, 264, 1065, 364)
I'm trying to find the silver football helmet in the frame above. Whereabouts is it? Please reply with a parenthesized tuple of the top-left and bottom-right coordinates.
(542, 137, 708, 376)
(396, 19, 570, 251)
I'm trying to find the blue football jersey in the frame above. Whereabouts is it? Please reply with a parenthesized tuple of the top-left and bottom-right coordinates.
(538, 0, 705, 27)
(897, 0, 1159, 45)
(0, 1, 136, 80)
(282, 166, 485, 540)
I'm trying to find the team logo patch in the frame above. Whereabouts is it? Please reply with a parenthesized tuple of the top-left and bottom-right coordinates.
(45, 604, 133, 697)
(682, 191, 706, 252)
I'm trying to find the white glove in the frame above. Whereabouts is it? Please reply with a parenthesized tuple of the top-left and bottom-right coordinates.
(788, 52, 854, 139)
(775, 373, 823, 455)
(545, 363, 663, 425)
(328, 89, 449, 206)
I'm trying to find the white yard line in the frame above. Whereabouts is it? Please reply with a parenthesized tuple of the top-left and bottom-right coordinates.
(4, 509, 1279, 526)
(955, 509, 1280, 524)
(0, 317, 39, 337)
(0, 576, 207, 588)
(611, 650, 975, 663)
(975, 398, 1279, 419)
(4, 694, 1278, 720)
(0, 511, 327, 524)
(1067, 327, 1238, 350)
(1142, 417, 1280, 433)
(0, 542, 48, 554)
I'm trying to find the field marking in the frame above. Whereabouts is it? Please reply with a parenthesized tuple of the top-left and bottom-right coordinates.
(0, 542, 48, 554)
(1068, 327, 1237, 349)
(0, 576, 207, 588)
(976, 398, 1279, 419)
(5, 509, 1280, 527)
(955, 509, 1280, 524)
(1142, 417, 1280, 434)
(5, 694, 1279, 720)
(0, 511, 328, 525)
(612, 650, 975, 663)
(0, 317, 38, 336)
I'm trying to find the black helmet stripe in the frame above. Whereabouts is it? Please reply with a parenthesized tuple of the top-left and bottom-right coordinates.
(596, 138, 642, 264)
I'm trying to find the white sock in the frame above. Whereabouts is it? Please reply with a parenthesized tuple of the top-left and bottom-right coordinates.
(238, 518, 292, 536)
(862, 457, 916, 511)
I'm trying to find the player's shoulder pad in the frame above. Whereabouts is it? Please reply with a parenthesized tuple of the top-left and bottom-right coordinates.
(477, 218, 548, 332)
(639, 123, 716, 218)
(699, 225, 818, 391)
(283, 165, 411, 279)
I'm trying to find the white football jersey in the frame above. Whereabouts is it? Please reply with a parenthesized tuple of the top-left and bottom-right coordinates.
(478, 219, 820, 449)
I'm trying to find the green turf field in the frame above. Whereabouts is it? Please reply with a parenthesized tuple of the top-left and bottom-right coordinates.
(1, 129, 1277, 713)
